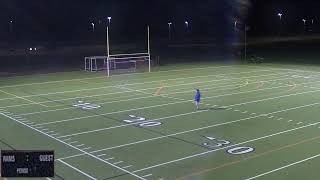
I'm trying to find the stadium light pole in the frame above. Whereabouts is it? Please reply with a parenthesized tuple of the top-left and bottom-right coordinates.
(185, 20, 190, 38)
(234, 20, 238, 30)
(168, 22, 172, 40)
(244, 24, 248, 61)
(9, 20, 13, 33)
(107, 17, 112, 27)
(302, 19, 306, 32)
(277, 13, 283, 36)
(91, 22, 95, 33)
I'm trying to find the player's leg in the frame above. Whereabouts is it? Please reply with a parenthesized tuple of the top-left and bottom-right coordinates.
(195, 101, 199, 110)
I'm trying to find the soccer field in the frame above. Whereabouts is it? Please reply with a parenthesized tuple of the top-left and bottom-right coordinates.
(1, 62, 320, 180)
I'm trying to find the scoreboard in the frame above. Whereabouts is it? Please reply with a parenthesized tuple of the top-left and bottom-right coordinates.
(1, 150, 54, 178)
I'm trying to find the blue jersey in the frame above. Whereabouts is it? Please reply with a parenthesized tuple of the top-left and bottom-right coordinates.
(194, 91, 201, 102)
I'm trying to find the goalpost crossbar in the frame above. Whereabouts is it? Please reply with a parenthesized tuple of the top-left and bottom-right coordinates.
(109, 53, 149, 57)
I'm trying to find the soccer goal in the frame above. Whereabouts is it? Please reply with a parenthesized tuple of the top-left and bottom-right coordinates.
(84, 56, 108, 72)
(85, 26, 151, 76)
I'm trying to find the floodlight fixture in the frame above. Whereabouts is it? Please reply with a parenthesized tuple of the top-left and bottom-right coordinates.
(168, 22, 172, 40)
(107, 17, 112, 26)
(185, 21, 189, 30)
(168, 22, 172, 30)
(302, 19, 307, 27)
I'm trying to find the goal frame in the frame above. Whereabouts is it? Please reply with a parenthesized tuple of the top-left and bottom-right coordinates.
(105, 26, 151, 77)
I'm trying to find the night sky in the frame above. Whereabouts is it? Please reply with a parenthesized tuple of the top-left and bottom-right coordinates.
(0, 0, 319, 43)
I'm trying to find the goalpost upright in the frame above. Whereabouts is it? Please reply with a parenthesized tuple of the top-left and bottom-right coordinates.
(147, 26, 151, 73)
(106, 26, 110, 77)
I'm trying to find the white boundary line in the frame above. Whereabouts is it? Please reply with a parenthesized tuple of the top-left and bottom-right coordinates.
(57, 159, 97, 180)
(245, 154, 320, 180)
(0, 113, 146, 180)
(0, 68, 281, 102)
(132, 122, 320, 173)
(58, 101, 320, 160)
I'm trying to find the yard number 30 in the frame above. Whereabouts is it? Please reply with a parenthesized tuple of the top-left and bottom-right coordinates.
(203, 136, 254, 155)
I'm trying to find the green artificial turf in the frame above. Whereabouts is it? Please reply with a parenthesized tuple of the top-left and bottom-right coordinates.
(1, 62, 320, 180)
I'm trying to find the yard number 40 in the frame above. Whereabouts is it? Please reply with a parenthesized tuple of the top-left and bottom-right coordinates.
(123, 115, 162, 127)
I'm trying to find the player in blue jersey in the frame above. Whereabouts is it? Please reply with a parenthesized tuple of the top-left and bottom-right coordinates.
(194, 89, 201, 110)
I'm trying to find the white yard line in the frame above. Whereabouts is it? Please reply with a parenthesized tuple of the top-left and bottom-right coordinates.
(133, 122, 320, 173)
(141, 174, 152, 178)
(105, 157, 115, 161)
(11, 74, 254, 110)
(57, 110, 209, 138)
(97, 154, 107, 157)
(2, 70, 286, 109)
(82, 147, 92, 150)
(16, 74, 291, 115)
(0, 68, 281, 102)
(0, 113, 147, 180)
(245, 154, 320, 180)
(59, 85, 318, 138)
(117, 85, 185, 101)
(57, 159, 97, 180)
(69, 141, 78, 144)
(3, 65, 289, 91)
(123, 165, 133, 169)
(34, 79, 320, 127)
(58, 102, 320, 160)
(0, 65, 234, 89)
(113, 161, 124, 165)
(266, 65, 320, 77)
